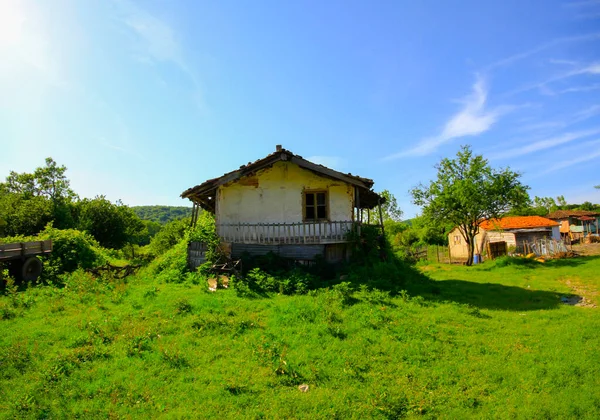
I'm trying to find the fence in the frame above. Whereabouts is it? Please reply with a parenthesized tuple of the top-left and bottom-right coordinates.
(216, 221, 358, 244)
(522, 237, 569, 256)
(410, 245, 451, 263)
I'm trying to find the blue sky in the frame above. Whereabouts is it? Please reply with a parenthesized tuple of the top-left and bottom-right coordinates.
(1, 0, 599, 218)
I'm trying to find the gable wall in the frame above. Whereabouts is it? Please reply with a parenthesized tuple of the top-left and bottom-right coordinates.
(217, 161, 354, 224)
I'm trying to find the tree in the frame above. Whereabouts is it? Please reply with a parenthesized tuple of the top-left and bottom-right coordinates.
(3, 158, 76, 202)
(379, 190, 403, 222)
(77, 197, 144, 249)
(411, 145, 530, 266)
(0, 158, 78, 234)
(149, 218, 190, 255)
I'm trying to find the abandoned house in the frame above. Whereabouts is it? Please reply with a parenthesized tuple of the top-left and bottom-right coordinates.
(448, 216, 560, 261)
(181, 145, 384, 262)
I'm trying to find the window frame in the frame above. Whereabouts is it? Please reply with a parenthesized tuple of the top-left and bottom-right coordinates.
(303, 190, 329, 222)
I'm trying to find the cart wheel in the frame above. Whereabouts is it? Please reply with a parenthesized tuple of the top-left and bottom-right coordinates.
(22, 257, 43, 282)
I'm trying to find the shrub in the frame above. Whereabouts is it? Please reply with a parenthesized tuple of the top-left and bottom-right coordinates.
(145, 238, 188, 283)
(346, 261, 409, 292)
(233, 268, 316, 296)
(494, 256, 541, 268)
(41, 226, 107, 281)
(149, 219, 189, 256)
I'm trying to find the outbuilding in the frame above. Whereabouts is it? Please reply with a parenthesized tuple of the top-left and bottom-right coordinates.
(448, 216, 560, 261)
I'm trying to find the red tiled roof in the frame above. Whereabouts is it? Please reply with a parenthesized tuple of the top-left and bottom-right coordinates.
(480, 216, 559, 231)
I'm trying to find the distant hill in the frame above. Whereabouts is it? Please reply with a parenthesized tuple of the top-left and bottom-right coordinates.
(131, 206, 193, 224)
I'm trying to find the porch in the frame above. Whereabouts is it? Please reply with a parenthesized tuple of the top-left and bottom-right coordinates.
(216, 221, 369, 245)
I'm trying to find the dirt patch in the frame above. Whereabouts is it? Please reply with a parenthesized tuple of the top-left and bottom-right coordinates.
(562, 279, 597, 308)
(571, 243, 600, 257)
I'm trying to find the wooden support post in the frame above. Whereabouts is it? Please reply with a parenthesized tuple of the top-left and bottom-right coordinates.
(355, 187, 361, 236)
(378, 198, 385, 236)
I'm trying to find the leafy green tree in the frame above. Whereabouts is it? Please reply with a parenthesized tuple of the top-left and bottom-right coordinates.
(379, 190, 403, 222)
(0, 158, 78, 235)
(131, 206, 193, 224)
(78, 197, 144, 249)
(149, 218, 190, 255)
(532, 196, 558, 214)
(0, 194, 54, 237)
(411, 145, 529, 266)
(4, 158, 76, 202)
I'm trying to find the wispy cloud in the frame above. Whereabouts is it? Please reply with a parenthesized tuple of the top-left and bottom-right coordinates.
(574, 104, 600, 122)
(553, 83, 600, 94)
(490, 128, 600, 160)
(306, 155, 347, 170)
(385, 76, 511, 159)
(540, 139, 600, 174)
(114, 0, 206, 110)
(504, 60, 600, 97)
(99, 137, 147, 161)
(563, 0, 600, 7)
(548, 59, 579, 66)
(515, 105, 600, 137)
(484, 32, 600, 72)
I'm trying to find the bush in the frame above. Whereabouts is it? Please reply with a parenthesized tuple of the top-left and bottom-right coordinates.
(346, 261, 408, 292)
(41, 226, 107, 281)
(1, 226, 107, 283)
(493, 256, 541, 268)
(146, 239, 188, 284)
(149, 219, 190, 256)
(233, 268, 316, 296)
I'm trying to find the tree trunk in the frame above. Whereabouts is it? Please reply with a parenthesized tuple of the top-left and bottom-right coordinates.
(466, 234, 475, 266)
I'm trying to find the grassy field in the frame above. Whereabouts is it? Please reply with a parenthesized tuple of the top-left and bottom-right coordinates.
(1, 256, 599, 418)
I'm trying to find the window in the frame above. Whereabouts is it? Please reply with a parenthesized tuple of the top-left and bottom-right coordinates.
(304, 191, 328, 221)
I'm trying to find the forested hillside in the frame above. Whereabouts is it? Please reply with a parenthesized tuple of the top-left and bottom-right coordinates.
(131, 206, 193, 224)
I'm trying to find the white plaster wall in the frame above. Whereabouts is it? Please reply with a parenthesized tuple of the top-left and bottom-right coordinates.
(216, 161, 354, 224)
(448, 228, 488, 258)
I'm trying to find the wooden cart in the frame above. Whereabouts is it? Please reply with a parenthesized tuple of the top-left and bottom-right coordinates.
(0, 240, 52, 281)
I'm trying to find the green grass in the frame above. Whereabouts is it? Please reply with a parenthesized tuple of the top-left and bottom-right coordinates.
(1, 257, 600, 418)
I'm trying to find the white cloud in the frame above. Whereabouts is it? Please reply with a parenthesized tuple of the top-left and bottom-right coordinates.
(573, 105, 600, 122)
(485, 32, 600, 72)
(506, 61, 600, 97)
(0, 0, 67, 110)
(306, 155, 347, 170)
(114, 0, 205, 110)
(556, 83, 600, 94)
(385, 76, 509, 159)
(541, 139, 600, 173)
(491, 128, 600, 159)
(549, 59, 579, 66)
(563, 0, 600, 7)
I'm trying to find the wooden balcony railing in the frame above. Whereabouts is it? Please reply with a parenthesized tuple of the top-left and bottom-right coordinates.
(217, 221, 359, 244)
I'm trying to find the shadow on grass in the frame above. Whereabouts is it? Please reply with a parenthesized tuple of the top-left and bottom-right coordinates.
(405, 278, 570, 311)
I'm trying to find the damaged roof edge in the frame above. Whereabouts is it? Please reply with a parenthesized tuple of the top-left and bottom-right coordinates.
(181, 147, 378, 200)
